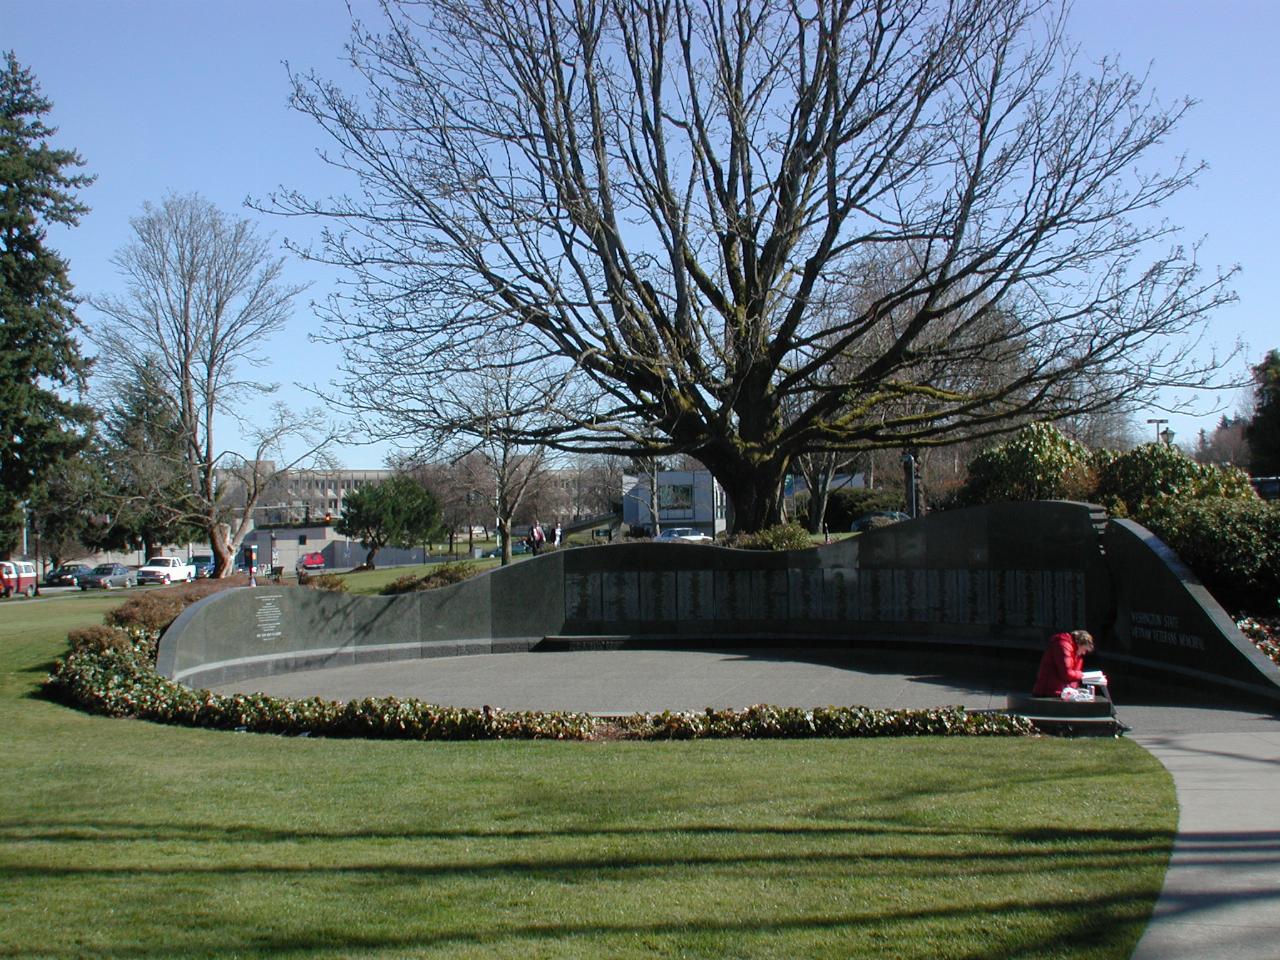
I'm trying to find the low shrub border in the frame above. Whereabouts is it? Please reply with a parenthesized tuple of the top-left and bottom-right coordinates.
(44, 627, 1035, 741)
(1237, 616, 1280, 667)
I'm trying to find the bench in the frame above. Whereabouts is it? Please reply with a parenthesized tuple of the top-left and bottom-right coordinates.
(1006, 691, 1127, 736)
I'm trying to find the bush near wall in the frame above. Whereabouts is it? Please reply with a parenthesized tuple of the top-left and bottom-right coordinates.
(1095, 442, 1256, 516)
(728, 522, 813, 551)
(823, 488, 908, 530)
(380, 562, 477, 595)
(45, 598, 1035, 741)
(1142, 498, 1280, 610)
(954, 424, 1272, 607)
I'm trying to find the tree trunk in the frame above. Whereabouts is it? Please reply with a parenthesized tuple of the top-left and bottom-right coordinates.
(364, 546, 378, 569)
(704, 453, 788, 535)
(497, 516, 512, 566)
(209, 523, 235, 578)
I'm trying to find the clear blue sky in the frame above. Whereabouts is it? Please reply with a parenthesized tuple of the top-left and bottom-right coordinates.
(7, 0, 1277, 464)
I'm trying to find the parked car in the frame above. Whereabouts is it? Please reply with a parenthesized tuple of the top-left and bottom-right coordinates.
(1, 560, 39, 598)
(482, 540, 531, 558)
(79, 563, 136, 590)
(295, 551, 326, 572)
(136, 556, 197, 585)
(654, 527, 713, 543)
(190, 554, 214, 578)
(43, 563, 92, 587)
(850, 511, 911, 533)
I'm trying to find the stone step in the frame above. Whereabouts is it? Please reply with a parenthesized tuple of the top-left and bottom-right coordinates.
(536, 635, 632, 652)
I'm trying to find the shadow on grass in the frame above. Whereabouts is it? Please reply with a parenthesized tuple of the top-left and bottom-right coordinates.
(0, 887, 1173, 959)
(0, 818, 1177, 848)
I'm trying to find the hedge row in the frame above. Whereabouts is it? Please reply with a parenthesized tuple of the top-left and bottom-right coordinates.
(1237, 617, 1280, 668)
(615, 704, 1034, 739)
(45, 644, 597, 741)
(45, 635, 1034, 741)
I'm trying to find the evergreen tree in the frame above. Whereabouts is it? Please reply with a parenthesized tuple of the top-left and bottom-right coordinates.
(1246, 349, 1280, 476)
(0, 52, 94, 553)
(334, 474, 443, 569)
(92, 358, 201, 558)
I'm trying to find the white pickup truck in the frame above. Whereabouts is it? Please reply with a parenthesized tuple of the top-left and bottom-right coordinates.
(136, 556, 197, 585)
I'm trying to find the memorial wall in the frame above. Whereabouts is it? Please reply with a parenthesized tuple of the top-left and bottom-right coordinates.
(156, 501, 1280, 701)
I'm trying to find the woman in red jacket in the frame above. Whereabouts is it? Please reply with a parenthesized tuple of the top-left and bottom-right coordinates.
(1033, 630, 1095, 697)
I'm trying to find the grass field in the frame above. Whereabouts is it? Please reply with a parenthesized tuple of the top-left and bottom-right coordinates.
(0, 591, 1175, 959)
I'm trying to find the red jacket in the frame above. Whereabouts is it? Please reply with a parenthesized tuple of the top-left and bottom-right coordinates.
(1033, 632, 1085, 697)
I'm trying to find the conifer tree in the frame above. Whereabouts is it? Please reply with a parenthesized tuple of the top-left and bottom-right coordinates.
(0, 51, 94, 552)
(1246, 349, 1280, 476)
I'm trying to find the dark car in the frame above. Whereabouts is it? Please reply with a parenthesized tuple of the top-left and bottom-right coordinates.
(482, 540, 531, 558)
(190, 554, 215, 578)
(44, 563, 93, 587)
(79, 563, 136, 590)
(850, 510, 911, 533)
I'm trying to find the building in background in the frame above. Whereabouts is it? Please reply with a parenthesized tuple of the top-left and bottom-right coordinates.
(622, 469, 727, 538)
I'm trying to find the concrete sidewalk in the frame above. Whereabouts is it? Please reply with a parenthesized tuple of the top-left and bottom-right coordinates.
(1127, 729, 1280, 960)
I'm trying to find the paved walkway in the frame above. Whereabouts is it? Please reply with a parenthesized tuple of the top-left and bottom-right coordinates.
(210, 646, 1280, 958)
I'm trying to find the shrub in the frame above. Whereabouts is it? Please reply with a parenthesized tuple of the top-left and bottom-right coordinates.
(616, 704, 1034, 739)
(44, 643, 1035, 742)
(729, 522, 813, 551)
(957, 423, 1094, 505)
(1095, 442, 1257, 516)
(304, 573, 348, 592)
(66, 625, 134, 656)
(379, 562, 479, 595)
(823, 488, 907, 530)
(1142, 498, 1280, 609)
(1237, 616, 1280, 668)
(105, 592, 188, 635)
(381, 573, 426, 595)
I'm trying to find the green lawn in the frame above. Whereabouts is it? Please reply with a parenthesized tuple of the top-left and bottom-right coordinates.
(1, 592, 1175, 959)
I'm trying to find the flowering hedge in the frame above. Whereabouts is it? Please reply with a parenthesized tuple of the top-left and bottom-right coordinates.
(46, 644, 596, 740)
(45, 640, 1034, 742)
(1237, 617, 1280, 668)
(615, 704, 1034, 739)
(45, 589, 1036, 741)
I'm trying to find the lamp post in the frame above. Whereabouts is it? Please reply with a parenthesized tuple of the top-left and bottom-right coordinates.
(1160, 427, 1175, 447)
(1146, 418, 1169, 444)
(901, 449, 918, 519)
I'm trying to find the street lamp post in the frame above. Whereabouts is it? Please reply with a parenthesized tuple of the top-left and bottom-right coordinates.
(1146, 418, 1169, 444)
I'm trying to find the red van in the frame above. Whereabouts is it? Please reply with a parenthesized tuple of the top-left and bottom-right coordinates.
(1, 560, 39, 598)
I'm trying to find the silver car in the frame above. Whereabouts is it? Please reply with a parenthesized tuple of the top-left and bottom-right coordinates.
(654, 527, 713, 543)
(79, 563, 136, 590)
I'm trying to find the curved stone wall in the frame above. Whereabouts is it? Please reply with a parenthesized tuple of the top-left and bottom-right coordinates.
(156, 502, 1280, 701)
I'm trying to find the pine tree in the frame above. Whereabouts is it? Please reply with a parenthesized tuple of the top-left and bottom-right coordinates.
(1246, 349, 1280, 476)
(92, 358, 201, 558)
(0, 51, 94, 552)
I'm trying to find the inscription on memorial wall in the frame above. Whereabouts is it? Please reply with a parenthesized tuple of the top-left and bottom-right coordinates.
(1130, 610, 1205, 651)
(824, 569, 856, 620)
(254, 594, 284, 645)
(602, 571, 640, 621)
(639, 571, 678, 621)
(752, 570, 790, 621)
(564, 572, 601, 621)
(714, 570, 753, 620)
(677, 570, 715, 621)
(789, 569, 823, 621)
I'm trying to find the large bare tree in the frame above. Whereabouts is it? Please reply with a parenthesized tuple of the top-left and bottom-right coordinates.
(276, 0, 1236, 532)
(92, 193, 340, 575)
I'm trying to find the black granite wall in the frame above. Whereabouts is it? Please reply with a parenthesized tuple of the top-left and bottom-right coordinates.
(156, 501, 1280, 700)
